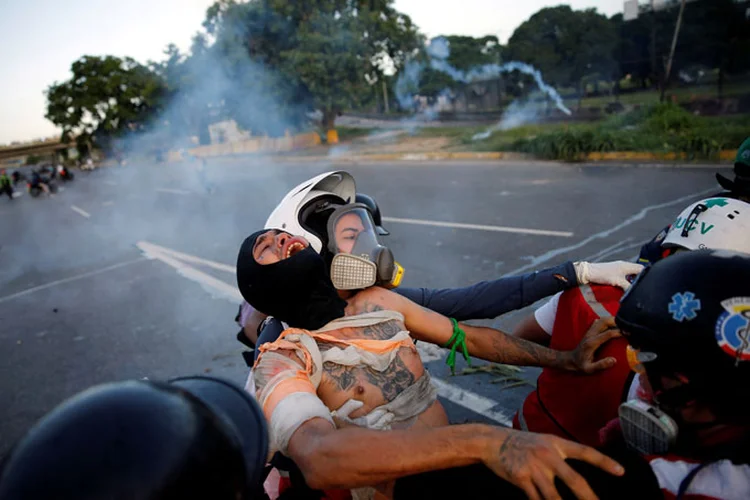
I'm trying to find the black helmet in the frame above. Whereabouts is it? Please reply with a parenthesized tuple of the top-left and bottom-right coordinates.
(0, 376, 268, 500)
(356, 193, 389, 236)
(616, 249, 750, 418)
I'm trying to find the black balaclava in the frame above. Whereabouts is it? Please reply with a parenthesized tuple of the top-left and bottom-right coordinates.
(236, 230, 347, 330)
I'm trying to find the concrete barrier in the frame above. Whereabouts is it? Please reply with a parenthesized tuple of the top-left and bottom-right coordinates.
(168, 132, 321, 161)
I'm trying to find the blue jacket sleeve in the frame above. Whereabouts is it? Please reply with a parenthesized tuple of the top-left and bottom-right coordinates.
(394, 261, 578, 321)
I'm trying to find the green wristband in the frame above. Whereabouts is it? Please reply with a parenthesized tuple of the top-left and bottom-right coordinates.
(444, 318, 472, 376)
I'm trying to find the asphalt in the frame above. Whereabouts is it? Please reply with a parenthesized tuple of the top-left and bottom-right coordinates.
(0, 157, 721, 456)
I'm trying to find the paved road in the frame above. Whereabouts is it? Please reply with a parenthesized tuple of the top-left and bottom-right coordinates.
(0, 158, 722, 455)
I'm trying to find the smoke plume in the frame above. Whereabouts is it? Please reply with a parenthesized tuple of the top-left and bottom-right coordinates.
(395, 36, 571, 132)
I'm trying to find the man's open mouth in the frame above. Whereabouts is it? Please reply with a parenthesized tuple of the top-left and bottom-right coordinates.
(282, 236, 309, 259)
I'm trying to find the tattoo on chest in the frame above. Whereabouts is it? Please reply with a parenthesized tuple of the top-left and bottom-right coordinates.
(323, 355, 416, 402)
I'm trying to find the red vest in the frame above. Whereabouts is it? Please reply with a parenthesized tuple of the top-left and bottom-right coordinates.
(514, 284, 632, 447)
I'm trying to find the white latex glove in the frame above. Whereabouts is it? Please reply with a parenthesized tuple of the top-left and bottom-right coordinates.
(331, 399, 394, 429)
(574, 260, 644, 290)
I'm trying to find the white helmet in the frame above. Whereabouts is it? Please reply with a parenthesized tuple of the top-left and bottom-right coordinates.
(662, 197, 750, 253)
(264, 171, 356, 253)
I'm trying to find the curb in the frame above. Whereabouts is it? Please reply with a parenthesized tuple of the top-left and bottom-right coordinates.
(269, 149, 737, 164)
(326, 151, 519, 162)
(586, 150, 738, 162)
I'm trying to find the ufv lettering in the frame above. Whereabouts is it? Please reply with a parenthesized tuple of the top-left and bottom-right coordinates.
(672, 218, 714, 235)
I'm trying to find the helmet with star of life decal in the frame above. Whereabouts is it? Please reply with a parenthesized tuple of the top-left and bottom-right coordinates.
(264, 171, 356, 254)
(661, 197, 750, 254)
(616, 249, 750, 419)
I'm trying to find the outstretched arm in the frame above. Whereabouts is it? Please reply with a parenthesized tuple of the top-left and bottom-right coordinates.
(395, 261, 577, 321)
(367, 288, 620, 373)
(395, 261, 642, 322)
(288, 417, 624, 499)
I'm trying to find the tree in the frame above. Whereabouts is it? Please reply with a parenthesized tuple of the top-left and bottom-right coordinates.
(201, 0, 422, 132)
(613, 13, 654, 90)
(615, 0, 750, 97)
(279, 9, 373, 129)
(442, 35, 503, 72)
(45, 56, 166, 152)
(506, 6, 619, 93)
(671, 0, 750, 96)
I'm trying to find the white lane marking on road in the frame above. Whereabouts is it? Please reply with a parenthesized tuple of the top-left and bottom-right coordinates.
(138, 241, 512, 425)
(12, 191, 23, 198)
(70, 205, 91, 218)
(136, 242, 242, 303)
(156, 188, 191, 195)
(503, 187, 716, 276)
(0, 259, 147, 304)
(382, 216, 573, 238)
(102, 201, 115, 206)
(431, 378, 513, 426)
(136, 241, 235, 273)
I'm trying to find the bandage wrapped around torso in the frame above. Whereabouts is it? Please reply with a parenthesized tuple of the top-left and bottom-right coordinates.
(247, 311, 437, 456)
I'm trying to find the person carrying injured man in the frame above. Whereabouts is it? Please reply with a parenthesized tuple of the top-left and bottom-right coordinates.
(236, 204, 633, 500)
(511, 196, 750, 449)
(237, 171, 642, 358)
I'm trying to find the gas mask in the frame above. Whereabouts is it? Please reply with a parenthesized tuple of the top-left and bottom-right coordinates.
(619, 345, 678, 454)
(326, 204, 404, 290)
(619, 345, 716, 455)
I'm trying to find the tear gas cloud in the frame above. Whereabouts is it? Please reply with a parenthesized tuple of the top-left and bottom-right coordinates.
(471, 100, 542, 141)
(1, 16, 319, 294)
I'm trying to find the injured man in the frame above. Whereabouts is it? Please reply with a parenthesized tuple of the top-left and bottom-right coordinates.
(236, 215, 630, 500)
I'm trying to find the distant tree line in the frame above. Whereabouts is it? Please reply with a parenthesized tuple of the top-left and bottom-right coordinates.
(44, 0, 749, 154)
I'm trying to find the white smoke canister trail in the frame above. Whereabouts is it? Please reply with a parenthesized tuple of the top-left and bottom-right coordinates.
(396, 37, 571, 138)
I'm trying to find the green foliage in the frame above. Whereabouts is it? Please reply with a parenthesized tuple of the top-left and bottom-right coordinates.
(511, 127, 616, 161)
(335, 127, 375, 141)
(201, 0, 421, 130)
(506, 6, 619, 88)
(45, 55, 166, 152)
(478, 105, 750, 161)
(442, 35, 503, 72)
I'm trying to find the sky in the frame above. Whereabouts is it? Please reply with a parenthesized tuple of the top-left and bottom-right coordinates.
(0, 0, 624, 145)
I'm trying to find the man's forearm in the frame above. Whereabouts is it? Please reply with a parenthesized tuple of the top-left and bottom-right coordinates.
(463, 324, 573, 370)
(395, 261, 577, 321)
(290, 421, 496, 490)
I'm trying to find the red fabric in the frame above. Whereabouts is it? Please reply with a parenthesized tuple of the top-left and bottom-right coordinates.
(517, 285, 631, 447)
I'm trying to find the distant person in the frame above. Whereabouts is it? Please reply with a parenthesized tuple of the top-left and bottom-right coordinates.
(29, 170, 51, 196)
(0, 169, 14, 200)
